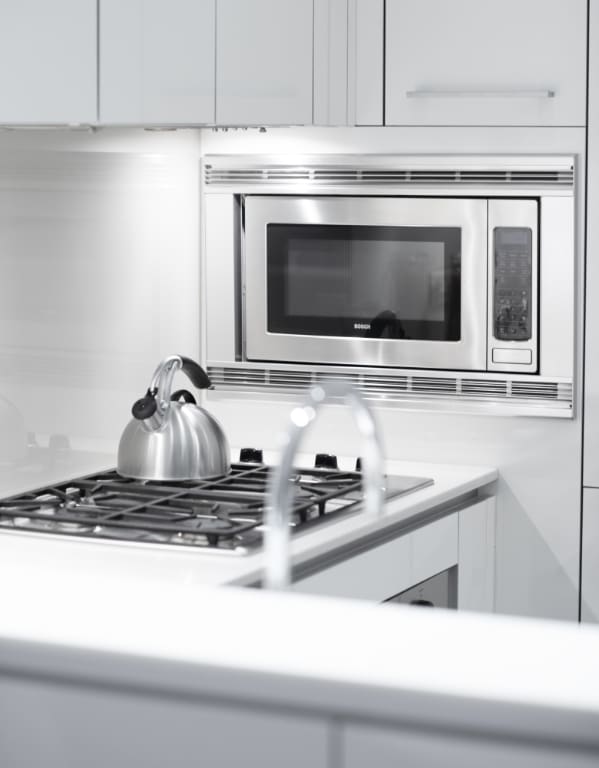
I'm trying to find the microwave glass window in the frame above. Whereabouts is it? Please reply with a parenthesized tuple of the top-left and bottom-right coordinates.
(267, 224, 461, 341)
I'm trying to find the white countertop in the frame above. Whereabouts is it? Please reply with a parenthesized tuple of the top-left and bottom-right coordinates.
(1, 574, 599, 749)
(1, 458, 598, 748)
(0, 456, 497, 590)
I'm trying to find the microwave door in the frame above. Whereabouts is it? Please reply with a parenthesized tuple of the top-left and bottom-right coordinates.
(244, 196, 487, 372)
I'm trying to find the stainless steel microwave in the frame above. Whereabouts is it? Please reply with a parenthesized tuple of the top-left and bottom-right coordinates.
(244, 195, 538, 373)
(203, 155, 576, 412)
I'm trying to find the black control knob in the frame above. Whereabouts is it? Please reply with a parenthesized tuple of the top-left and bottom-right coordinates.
(355, 457, 362, 472)
(239, 448, 263, 464)
(314, 453, 338, 470)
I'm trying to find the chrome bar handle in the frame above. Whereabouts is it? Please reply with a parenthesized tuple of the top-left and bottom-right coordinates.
(405, 89, 556, 99)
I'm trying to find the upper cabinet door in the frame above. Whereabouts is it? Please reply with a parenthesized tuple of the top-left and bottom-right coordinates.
(0, 0, 96, 124)
(385, 0, 587, 126)
(216, 0, 313, 125)
(100, 0, 215, 125)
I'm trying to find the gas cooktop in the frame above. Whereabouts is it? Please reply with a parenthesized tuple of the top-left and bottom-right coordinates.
(0, 450, 433, 555)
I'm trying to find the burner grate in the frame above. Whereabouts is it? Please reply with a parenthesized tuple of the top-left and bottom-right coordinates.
(0, 464, 370, 552)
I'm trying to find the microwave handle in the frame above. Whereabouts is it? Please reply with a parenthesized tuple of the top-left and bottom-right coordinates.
(405, 89, 556, 99)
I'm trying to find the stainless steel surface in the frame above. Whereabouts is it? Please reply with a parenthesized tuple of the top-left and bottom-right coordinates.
(117, 356, 230, 481)
(203, 154, 575, 191)
(243, 195, 488, 371)
(487, 199, 538, 374)
(206, 363, 574, 417)
(539, 195, 576, 379)
(491, 349, 533, 365)
(265, 383, 384, 590)
(203, 153, 576, 415)
(385, 566, 457, 608)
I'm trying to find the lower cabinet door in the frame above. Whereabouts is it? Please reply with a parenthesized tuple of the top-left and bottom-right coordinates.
(0, 676, 329, 768)
(341, 724, 599, 768)
(582, 488, 599, 623)
(292, 513, 458, 601)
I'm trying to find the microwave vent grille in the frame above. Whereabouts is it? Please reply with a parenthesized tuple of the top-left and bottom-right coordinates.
(462, 379, 508, 398)
(206, 366, 573, 417)
(411, 377, 457, 395)
(204, 165, 574, 188)
(510, 381, 561, 400)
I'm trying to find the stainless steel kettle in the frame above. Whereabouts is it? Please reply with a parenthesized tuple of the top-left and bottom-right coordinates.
(117, 355, 230, 481)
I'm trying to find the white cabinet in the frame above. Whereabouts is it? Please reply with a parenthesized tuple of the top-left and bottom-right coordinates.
(0, 676, 329, 767)
(585, 0, 599, 488)
(0, 0, 96, 124)
(216, 0, 313, 125)
(292, 497, 495, 611)
(342, 723, 599, 768)
(582, 489, 599, 624)
(348, 0, 384, 125)
(292, 514, 459, 602)
(292, 513, 458, 602)
(100, 0, 215, 125)
(314, 0, 384, 126)
(385, 0, 587, 126)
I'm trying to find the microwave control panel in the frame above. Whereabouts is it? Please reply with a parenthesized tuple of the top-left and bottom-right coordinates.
(493, 227, 532, 342)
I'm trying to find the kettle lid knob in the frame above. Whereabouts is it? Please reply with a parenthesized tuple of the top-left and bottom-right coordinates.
(132, 388, 158, 420)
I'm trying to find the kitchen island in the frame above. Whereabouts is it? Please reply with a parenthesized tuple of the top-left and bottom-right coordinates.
(0, 575, 598, 767)
(1, 458, 597, 767)
(0, 456, 497, 607)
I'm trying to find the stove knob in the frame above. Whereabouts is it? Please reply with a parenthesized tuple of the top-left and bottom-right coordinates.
(314, 453, 338, 469)
(239, 447, 263, 464)
(355, 457, 362, 472)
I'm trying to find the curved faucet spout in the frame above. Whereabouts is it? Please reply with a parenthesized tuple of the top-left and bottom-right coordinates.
(265, 383, 384, 591)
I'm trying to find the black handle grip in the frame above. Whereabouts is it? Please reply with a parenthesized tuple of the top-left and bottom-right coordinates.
(132, 388, 158, 420)
(170, 389, 197, 404)
(179, 356, 212, 390)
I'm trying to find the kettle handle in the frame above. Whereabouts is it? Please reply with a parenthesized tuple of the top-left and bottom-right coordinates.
(170, 389, 197, 404)
(179, 357, 212, 390)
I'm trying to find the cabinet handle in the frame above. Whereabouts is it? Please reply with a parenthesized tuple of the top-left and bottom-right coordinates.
(406, 89, 556, 99)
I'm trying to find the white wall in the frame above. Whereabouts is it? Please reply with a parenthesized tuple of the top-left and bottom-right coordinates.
(0, 129, 202, 495)
(200, 126, 586, 622)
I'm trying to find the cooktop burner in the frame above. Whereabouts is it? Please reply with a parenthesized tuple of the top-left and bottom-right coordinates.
(0, 450, 433, 555)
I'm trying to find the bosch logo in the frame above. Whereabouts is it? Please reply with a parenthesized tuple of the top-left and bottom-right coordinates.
(354, 323, 371, 330)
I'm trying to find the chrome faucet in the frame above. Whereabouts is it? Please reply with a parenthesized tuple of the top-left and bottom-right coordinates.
(264, 383, 384, 590)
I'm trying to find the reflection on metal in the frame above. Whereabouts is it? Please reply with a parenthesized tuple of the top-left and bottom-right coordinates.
(207, 364, 574, 419)
(265, 383, 384, 590)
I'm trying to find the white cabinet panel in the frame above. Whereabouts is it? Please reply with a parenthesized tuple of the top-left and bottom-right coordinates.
(458, 497, 495, 612)
(100, 0, 215, 124)
(582, 489, 599, 624)
(216, 0, 313, 125)
(314, 0, 348, 125)
(347, 0, 383, 125)
(342, 723, 599, 768)
(385, 0, 587, 126)
(292, 514, 458, 601)
(0, 0, 96, 124)
(585, 0, 599, 487)
(0, 676, 329, 767)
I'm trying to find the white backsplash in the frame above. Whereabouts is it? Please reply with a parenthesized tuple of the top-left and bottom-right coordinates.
(0, 124, 587, 622)
(0, 129, 202, 495)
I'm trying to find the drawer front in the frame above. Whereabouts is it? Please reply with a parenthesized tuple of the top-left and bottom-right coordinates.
(385, 0, 587, 126)
(292, 513, 458, 601)
(342, 723, 599, 768)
